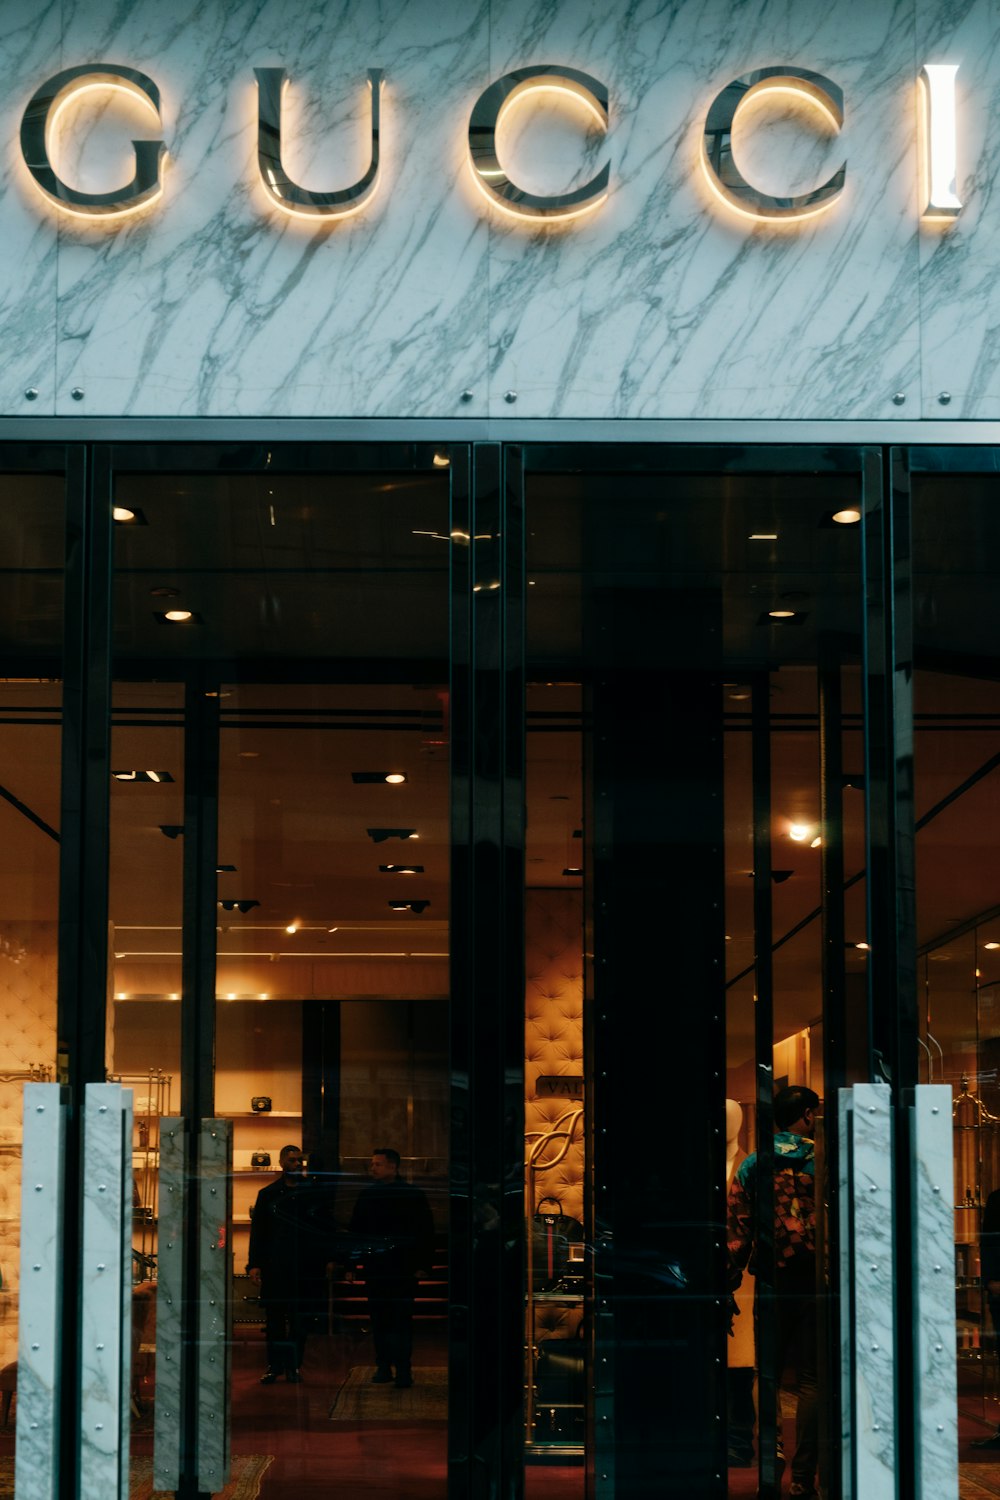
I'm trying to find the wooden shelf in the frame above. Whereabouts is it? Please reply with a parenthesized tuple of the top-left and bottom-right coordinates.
(225, 1111, 301, 1119)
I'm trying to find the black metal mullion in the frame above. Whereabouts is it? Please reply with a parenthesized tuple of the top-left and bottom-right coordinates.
(751, 671, 778, 1500)
(57, 441, 113, 1500)
(177, 675, 220, 1500)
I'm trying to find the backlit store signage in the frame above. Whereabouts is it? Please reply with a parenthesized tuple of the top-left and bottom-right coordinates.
(18, 59, 962, 226)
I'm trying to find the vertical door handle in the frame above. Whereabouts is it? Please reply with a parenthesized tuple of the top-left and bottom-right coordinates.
(16, 1083, 69, 1500)
(79, 1082, 133, 1500)
(911, 1085, 958, 1500)
(840, 1083, 897, 1500)
(154, 1119, 186, 1492)
(196, 1119, 232, 1494)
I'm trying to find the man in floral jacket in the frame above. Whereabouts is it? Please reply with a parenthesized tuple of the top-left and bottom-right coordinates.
(727, 1085, 820, 1500)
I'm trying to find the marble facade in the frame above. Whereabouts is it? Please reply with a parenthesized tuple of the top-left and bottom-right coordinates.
(0, 0, 994, 420)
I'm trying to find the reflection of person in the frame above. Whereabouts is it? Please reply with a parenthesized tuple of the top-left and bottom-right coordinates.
(972, 1189, 1000, 1447)
(725, 1099, 756, 1467)
(348, 1147, 434, 1389)
(728, 1086, 820, 1499)
(247, 1144, 311, 1384)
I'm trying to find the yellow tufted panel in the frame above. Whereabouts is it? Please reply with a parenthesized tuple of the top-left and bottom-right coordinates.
(0, 922, 58, 1367)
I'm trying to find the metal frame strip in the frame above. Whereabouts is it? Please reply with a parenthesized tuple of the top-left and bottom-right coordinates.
(910, 1086, 957, 1500)
(196, 1120, 232, 1493)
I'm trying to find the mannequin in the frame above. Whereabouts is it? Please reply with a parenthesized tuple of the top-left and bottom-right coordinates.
(726, 1099, 756, 1467)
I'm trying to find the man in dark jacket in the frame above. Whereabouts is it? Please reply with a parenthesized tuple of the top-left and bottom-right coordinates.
(349, 1147, 435, 1388)
(727, 1086, 820, 1500)
(247, 1144, 314, 1383)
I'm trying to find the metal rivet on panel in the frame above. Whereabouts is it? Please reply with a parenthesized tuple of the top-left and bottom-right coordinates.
(98, 1184, 106, 1192)
(24, 388, 38, 401)
(36, 1105, 44, 1112)
(504, 390, 517, 403)
(97, 1263, 106, 1271)
(871, 1265, 878, 1272)
(96, 1343, 104, 1351)
(937, 1424, 944, 1431)
(30, 1423, 38, 1430)
(71, 387, 84, 401)
(932, 1107, 940, 1115)
(933, 1185, 941, 1193)
(869, 1185, 877, 1192)
(873, 1423, 881, 1431)
(32, 1264, 40, 1271)
(892, 393, 905, 406)
(869, 1105, 876, 1113)
(95, 1423, 103, 1431)
(938, 392, 951, 405)
(99, 1105, 107, 1113)
(31, 1343, 39, 1351)
(35, 1184, 42, 1191)
(935, 1343, 943, 1352)
(461, 390, 474, 403)
(872, 1343, 879, 1351)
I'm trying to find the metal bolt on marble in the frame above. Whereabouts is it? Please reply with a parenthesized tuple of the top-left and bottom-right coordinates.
(71, 387, 84, 400)
(892, 392, 906, 404)
(460, 390, 473, 402)
(938, 392, 951, 404)
(504, 390, 517, 402)
(24, 388, 37, 400)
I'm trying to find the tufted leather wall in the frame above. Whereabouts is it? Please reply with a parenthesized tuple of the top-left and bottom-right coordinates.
(525, 891, 584, 1340)
(0, 922, 57, 1367)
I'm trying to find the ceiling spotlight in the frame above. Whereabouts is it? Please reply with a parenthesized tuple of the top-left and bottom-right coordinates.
(158, 609, 196, 624)
(810, 836, 822, 848)
(985, 942, 1000, 951)
(352, 771, 408, 784)
(788, 823, 811, 842)
(769, 609, 796, 619)
(218, 899, 260, 914)
(379, 864, 424, 875)
(112, 505, 146, 524)
(389, 900, 430, 913)
(113, 769, 175, 783)
(832, 508, 862, 525)
(855, 941, 871, 951)
(729, 690, 751, 701)
(748, 532, 778, 540)
(285, 923, 299, 935)
(367, 828, 418, 843)
(432, 452, 451, 468)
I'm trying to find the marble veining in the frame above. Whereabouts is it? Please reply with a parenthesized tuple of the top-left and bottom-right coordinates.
(196, 1121, 232, 1494)
(15, 1084, 65, 1500)
(0, 0, 994, 417)
(837, 1090, 854, 1500)
(154, 1118, 185, 1492)
(851, 1082, 897, 1500)
(912, 1085, 958, 1500)
(79, 1083, 132, 1500)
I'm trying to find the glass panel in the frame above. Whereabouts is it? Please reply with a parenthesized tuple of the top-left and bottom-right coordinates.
(0, 472, 64, 1473)
(910, 467, 1000, 1479)
(109, 455, 451, 1498)
(525, 455, 866, 1497)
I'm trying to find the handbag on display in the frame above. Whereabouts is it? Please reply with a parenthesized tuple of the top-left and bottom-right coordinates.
(531, 1196, 584, 1292)
(250, 1150, 272, 1169)
(251, 1096, 272, 1112)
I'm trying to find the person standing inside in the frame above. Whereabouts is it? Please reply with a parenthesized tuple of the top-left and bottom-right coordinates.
(727, 1085, 821, 1500)
(247, 1143, 312, 1384)
(349, 1147, 435, 1389)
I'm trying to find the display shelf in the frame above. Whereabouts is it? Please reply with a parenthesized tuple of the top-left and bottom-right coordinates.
(225, 1110, 301, 1119)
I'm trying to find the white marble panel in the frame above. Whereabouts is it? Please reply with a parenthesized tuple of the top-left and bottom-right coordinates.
(15, 1084, 66, 1500)
(912, 1085, 958, 1500)
(916, 0, 1000, 417)
(851, 1082, 897, 1500)
(0, 0, 60, 414)
(79, 1083, 132, 1500)
(485, 0, 921, 419)
(52, 0, 490, 417)
(196, 1120, 232, 1494)
(153, 1118, 185, 1493)
(837, 1089, 854, 1500)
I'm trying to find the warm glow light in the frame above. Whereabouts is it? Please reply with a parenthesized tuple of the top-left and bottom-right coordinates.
(255, 73, 384, 222)
(467, 154, 608, 222)
(112, 505, 136, 522)
(832, 507, 862, 524)
(985, 942, 1000, 951)
(408, 832, 419, 839)
(749, 533, 777, 540)
(259, 992, 269, 999)
(164, 609, 193, 622)
(789, 823, 811, 842)
(699, 116, 844, 227)
(432, 453, 450, 468)
(38, 78, 168, 220)
(146, 770, 161, 783)
(285, 923, 299, 934)
(114, 771, 137, 781)
(920, 65, 962, 218)
(769, 609, 796, 619)
(855, 942, 870, 951)
(385, 773, 406, 784)
(810, 835, 822, 848)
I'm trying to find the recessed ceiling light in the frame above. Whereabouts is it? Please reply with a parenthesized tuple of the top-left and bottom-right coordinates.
(729, 690, 751, 701)
(810, 836, 822, 848)
(789, 823, 811, 842)
(562, 867, 583, 876)
(162, 609, 194, 623)
(749, 533, 778, 540)
(379, 864, 424, 875)
(112, 770, 175, 783)
(432, 452, 450, 468)
(769, 609, 796, 619)
(985, 942, 1000, 951)
(285, 923, 299, 935)
(855, 941, 870, 951)
(112, 505, 147, 524)
(389, 900, 430, 913)
(832, 508, 862, 525)
(366, 828, 418, 843)
(352, 771, 408, 784)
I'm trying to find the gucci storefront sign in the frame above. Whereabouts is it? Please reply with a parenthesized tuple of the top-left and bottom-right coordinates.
(18, 60, 962, 225)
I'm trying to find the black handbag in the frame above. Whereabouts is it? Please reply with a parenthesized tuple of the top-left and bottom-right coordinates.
(251, 1096, 272, 1112)
(531, 1196, 583, 1292)
(250, 1150, 271, 1169)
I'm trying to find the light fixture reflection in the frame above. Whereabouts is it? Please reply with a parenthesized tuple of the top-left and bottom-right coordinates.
(164, 609, 193, 623)
(112, 506, 136, 522)
(832, 507, 862, 525)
